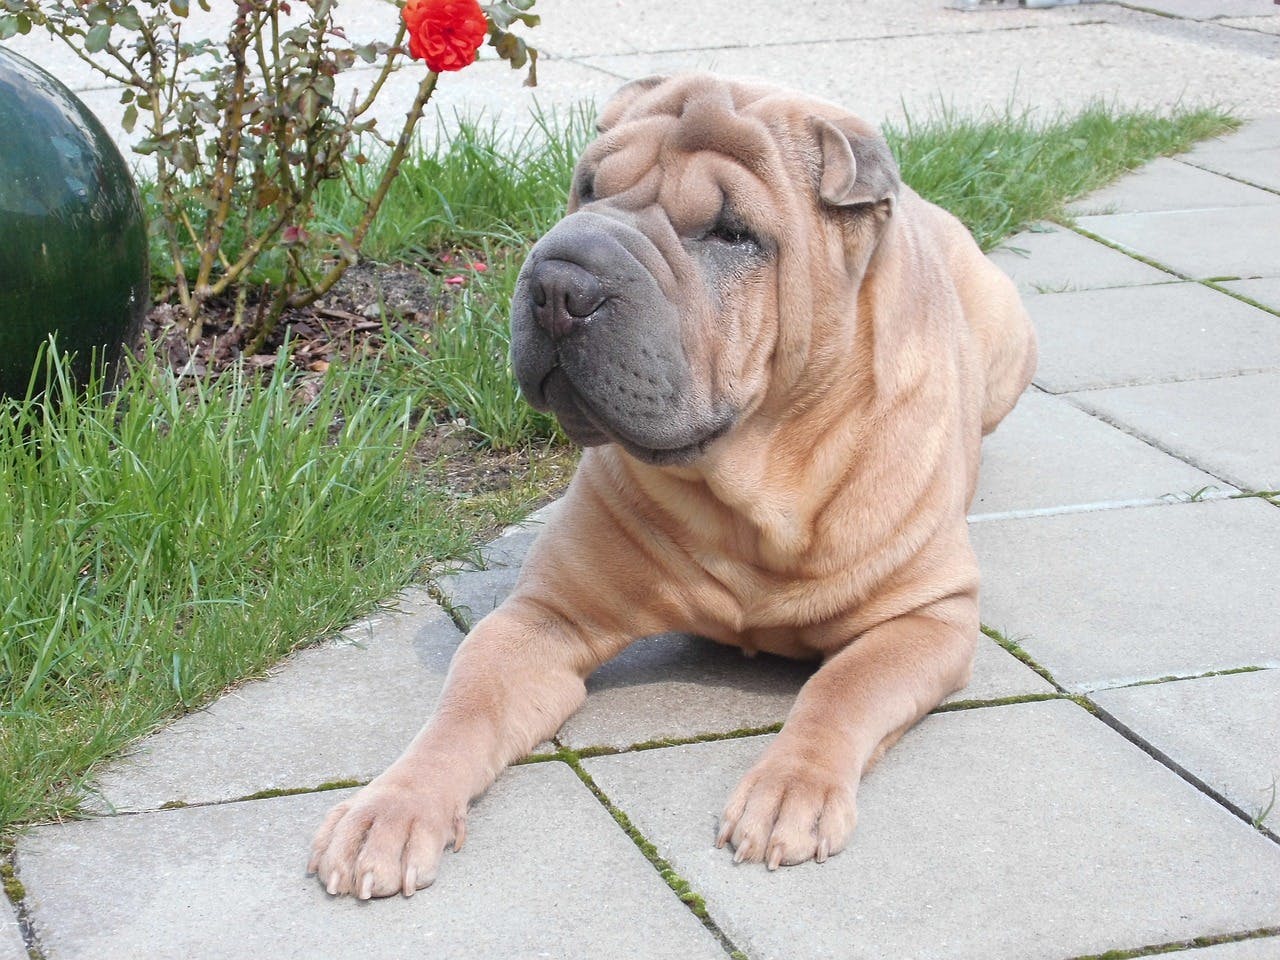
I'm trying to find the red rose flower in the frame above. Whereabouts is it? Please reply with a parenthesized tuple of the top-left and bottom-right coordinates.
(402, 0, 489, 73)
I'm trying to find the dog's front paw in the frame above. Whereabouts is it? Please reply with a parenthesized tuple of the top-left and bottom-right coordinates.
(716, 756, 857, 870)
(307, 778, 466, 899)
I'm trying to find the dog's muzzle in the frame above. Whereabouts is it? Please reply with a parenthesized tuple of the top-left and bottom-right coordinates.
(510, 210, 733, 465)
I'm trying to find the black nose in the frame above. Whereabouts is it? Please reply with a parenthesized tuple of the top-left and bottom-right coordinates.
(529, 259, 605, 339)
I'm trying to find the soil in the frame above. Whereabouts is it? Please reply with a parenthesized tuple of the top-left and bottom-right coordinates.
(141, 259, 444, 379)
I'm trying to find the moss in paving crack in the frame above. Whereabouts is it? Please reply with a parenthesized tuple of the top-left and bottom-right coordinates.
(560, 753, 746, 956)
(1205, 282, 1280, 319)
(1, 859, 25, 903)
(1116, 665, 1265, 689)
(424, 580, 474, 633)
(563, 725, 784, 761)
(628, 724, 783, 753)
(932, 692, 1063, 714)
(158, 800, 189, 810)
(238, 779, 361, 802)
(1068, 925, 1280, 959)
(981, 625, 1062, 689)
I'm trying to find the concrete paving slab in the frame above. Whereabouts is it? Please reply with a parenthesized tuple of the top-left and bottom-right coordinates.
(973, 498, 1280, 692)
(1075, 205, 1280, 280)
(577, 22, 1280, 124)
(1183, 148, 1280, 193)
(16, 763, 725, 960)
(1066, 157, 1280, 215)
(445, 521, 1048, 750)
(971, 389, 1229, 518)
(532, 0, 1112, 58)
(435, 565, 520, 628)
(560, 634, 814, 749)
(558, 632, 1049, 750)
(1127, 0, 1277, 18)
(88, 588, 466, 813)
(1194, 115, 1280, 152)
(583, 700, 1280, 960)
(1, 905, 24, 960)
(1222, 277, 1280, 312)
(1181, 117, 1280, 192)
(1178, 939, 1280, 959)
(1027, 282, 1280, 392)
(1221, 16, 1280, 36)
(1068, 372, 1280, 490)
(988, 224, 1174, 296)
(1092, 668, 1280, 831)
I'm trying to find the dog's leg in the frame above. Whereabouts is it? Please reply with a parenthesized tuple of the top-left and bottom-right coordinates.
(717, 603, 976, 868)
(307, 595, 621, 898)
(308, 472, 687, 899)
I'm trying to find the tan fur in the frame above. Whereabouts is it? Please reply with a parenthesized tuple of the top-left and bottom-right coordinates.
(309, 74, 1036, 898)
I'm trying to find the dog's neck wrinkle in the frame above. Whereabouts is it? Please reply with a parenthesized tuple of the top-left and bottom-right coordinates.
(617, 394, 876, 577)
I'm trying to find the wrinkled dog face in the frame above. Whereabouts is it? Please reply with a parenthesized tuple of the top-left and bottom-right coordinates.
(510, 74, 899, 466)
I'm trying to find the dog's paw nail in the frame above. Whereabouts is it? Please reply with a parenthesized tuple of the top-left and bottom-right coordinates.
(715, 823, 731, 849)
(358, 872, 374, 900)
(767, 845, 783, 871)
(453, 814, 468, 852)
(816, 838, 830, 863)
(325, 873, 341, 897)
(732, 844, 748, 864)
(402, 867, 417, 897)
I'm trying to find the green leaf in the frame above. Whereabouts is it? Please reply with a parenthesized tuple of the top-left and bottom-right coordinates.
(84, 23, 111, 53)
(121, 103, 138, 134)
(0, 16, 18, 40)
(116, 5, 143, 30)
(16, 12, 31, 35)
(169, 0, 189, 16)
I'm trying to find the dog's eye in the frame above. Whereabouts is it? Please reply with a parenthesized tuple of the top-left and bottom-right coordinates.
(705, 218, 757, 247)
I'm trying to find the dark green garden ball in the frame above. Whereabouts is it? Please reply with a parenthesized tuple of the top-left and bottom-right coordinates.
(0, 45, 148, 397)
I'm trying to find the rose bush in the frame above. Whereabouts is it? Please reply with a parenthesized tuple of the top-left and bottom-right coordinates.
(0, 0, 540, 347)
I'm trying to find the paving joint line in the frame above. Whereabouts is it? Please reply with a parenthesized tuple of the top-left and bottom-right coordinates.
(980, 624, 1067, 691)
(1102, 664, 1274, 691)
(1202, 280, 1280, 320)
(560, 752, 751, 960)
(967, 490, 1237, 523)
(1174, 156, 1280, 200)
(1055, 220, 1280, 490)
(424, 578, 473, 633)
(1051, 366, 1280, 393)
(1067, 219, 1280, 322)
(1063, 925, 1280, 960)
(1085, 700, 1280, 844)
(1057, 395, 1256, 493)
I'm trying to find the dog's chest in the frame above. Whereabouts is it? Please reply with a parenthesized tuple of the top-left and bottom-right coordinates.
(693, 550, 864, 658)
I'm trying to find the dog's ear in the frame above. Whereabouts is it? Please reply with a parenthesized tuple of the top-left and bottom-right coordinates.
(596, 75, 671, 133)
(813, 117, 900, 210)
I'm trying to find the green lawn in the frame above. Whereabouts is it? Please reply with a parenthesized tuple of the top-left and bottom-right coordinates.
(0, 100, 1238, 836)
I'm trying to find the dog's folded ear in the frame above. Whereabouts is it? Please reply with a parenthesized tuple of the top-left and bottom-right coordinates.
(813, 117, 900, 211)
(596, 75, 671, 133)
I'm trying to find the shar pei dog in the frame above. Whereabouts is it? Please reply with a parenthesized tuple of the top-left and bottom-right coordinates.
(310, 73, 1037, 899)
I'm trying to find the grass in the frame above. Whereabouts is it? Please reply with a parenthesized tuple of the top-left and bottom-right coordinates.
(886, 99, 1238, 250)
(0, 99, 1240, 838)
